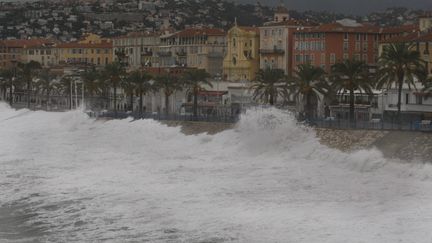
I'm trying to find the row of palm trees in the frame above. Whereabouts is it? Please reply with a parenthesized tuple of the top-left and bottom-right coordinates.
(1, 42, 430, 123)
(0, 60, 213, 116)
(251, 42, 431, 123)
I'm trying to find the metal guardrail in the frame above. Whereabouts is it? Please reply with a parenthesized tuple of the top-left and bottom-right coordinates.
(310, 119, 432, 132)
(93, 111, 239, 123)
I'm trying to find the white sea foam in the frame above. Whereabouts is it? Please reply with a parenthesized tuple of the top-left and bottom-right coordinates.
(1, 102, 432, 242)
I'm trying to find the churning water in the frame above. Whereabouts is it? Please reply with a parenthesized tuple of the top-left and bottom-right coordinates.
(1, 102, 432, 242)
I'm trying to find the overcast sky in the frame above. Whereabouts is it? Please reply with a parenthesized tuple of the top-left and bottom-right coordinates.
(237, 0, 432, 15)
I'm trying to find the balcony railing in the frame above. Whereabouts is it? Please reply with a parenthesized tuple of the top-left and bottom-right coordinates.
(157, 51, 172, 57)
(259, 48, 285, 55)
(141, 51, 153, 56)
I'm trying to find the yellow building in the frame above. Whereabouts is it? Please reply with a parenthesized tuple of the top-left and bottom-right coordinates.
(223, 25, 260, 82)
(57, 33, 113, 67)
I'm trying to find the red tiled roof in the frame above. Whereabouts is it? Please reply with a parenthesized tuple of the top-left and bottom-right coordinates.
(57, 42, 112, 48)
(112, 31, 161, 39)
(263, 19, 316, 27)
(295, 22, 381, 33)
(416, 32, 432, 42)
(381, 24, 418, 34)
(237, 26, 259, 33)
(294, 22, 418, 35)
(0, 38, 56, 48)
(380, 31, 432, 43)
(174, 28, 225, 38)
(380, 32, 421, 43)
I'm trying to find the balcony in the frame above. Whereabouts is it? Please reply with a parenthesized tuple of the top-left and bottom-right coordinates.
(176, 51, 187, 57)
(141, 51, 153, 57)
(259, 47, 285, 55)
(157, 51, 172, 57)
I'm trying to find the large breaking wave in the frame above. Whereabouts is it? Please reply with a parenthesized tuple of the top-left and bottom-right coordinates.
(1, 102, 432, 242)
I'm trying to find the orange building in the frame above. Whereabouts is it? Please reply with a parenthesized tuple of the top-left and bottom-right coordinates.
(291, 19, 416, 73)
(0, 38, 56, 69)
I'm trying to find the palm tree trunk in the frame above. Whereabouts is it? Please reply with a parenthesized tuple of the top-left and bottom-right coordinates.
(9, 78, 13, 106)
(269, 91, 274, 106)
(129, 92, 134, 112)
(397, 74, 404, 125)
(193, 90, 198, 118)
(349, 88, 355, 123)
(165, 92, 170, 115)
(305, 93, 311, 121)
(27, 79, 31, 108)
(113, 84, 117, 114)
(139, 89, 143, 117)
(46, 90, 50, 111)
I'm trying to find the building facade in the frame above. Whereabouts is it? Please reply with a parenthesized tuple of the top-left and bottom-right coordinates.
(378, 32, 432, 120)
(259, 19, 313, 75)
(112, 32, 161, 69)
(0, 38, 55, 69)
(158, 28, 226, 76)
(291, 19, 414, 73)
(56, 33, 113, 67)
(223, 25, 260, 82)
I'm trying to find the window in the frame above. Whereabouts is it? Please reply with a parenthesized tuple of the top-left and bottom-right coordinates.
(354, 54, 361, 61)
(344, 33, 348, 40)
(356, 34, 361, 41)
(355, 42, 361, 51)
(363, 43, 368, 52)
(416, 95, 423, 105)
(321, 53, 326, 64)
(343, 53, 349, 60)
(295, 55, 301, 63)
(233, 38, 236, 47)
(363, 54, 368, 62)
(343, 42, 349, 51)
(330, 53, 336, 64)
(363, 34, 367, 41)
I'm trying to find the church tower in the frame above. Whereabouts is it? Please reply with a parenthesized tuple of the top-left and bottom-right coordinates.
(274, 0, 289, 23)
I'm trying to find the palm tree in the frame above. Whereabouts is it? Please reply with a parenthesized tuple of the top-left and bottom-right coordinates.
(377, 42, 428, 123)
(128, 70, 154, 115)
(36, 69, 58, 110)
(81, 67, 103, 109)
(60, 76, 74, 109)
(122, 74, 136, 112)
(101, 61, 125, 113)
(155, 74, 183, 114)
(251, 68, 286, 105)
(182, 69, 211, 117)
(0, 69, 14, 104)
(288, 64, 328, 120)
(17, 61, 42, 108)
(330, 59, 374, 122)
(81, 67, 102, 97)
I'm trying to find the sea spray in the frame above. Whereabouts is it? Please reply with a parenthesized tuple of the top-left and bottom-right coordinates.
(1, 103, 432, 242)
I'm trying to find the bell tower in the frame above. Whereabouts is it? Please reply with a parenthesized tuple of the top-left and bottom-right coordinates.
(274, 0, 289, 23)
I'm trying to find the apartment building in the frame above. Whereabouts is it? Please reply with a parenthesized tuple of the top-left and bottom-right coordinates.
(291, 19, 415, 73)
(158, 28, 226, 76)
(56, 33, 113, 67)
(0, 38, 56, 69)
(112, 31, 161, 69)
